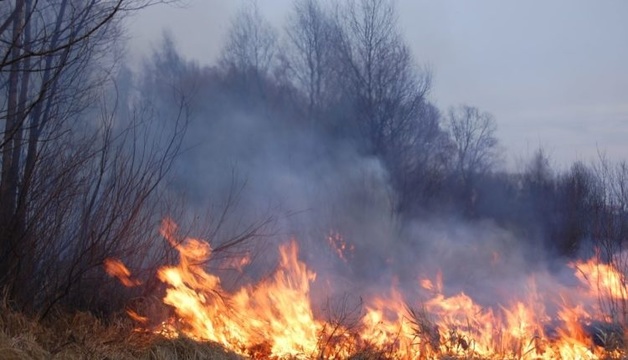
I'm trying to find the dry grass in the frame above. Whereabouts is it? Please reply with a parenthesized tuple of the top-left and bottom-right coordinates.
(2, 299, 627, 360)
(0, 301, 241, 360)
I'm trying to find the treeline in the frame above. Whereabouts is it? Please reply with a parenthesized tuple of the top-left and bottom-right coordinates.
(148, 0, 627, 262)
(0, 0, 626, 317)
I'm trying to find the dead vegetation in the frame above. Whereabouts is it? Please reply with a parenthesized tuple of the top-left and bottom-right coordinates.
(0, 299, 241, 360)
(2, 299, 628, 360)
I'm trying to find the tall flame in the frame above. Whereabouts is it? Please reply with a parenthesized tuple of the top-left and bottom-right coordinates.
(107, 219, 628, 359)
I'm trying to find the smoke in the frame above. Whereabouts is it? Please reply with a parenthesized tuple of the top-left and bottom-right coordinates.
(132, 7, 618, 321)
(154, 76, 582, 315)
(171, 103, 397, 255)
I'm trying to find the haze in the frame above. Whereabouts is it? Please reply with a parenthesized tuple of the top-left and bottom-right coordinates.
(130, 0, 628, 168)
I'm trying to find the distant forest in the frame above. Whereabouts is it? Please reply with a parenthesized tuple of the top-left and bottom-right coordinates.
(0, 0, 626, 316)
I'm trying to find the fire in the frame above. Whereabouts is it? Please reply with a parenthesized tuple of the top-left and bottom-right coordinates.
(107, 219, 628, 359)
(327, 230, 354, 263)
(572, 256, 628, 301)
(104, 258, 141, 287)
(153, 220, 321, 357)
(420, 271, 443, 294)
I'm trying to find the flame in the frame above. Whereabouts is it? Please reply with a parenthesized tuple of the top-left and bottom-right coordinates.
(154, 220, 321, 357)
(420, 278, 434, 291)
(106, 219, 628, 359)
(104, 258, 140, 287)
(327, 230, 354, 263)
(572, 256, 628, 300)
(420, 271, 443, 294)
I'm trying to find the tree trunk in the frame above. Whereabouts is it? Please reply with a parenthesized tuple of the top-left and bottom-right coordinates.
(0, 0, 26, 290)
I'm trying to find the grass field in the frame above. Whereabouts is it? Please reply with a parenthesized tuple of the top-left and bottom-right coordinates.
(3, 299, 625, 360)
(0, 302, 241, 360)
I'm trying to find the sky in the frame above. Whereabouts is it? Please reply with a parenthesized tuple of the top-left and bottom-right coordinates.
(128, 0, 628, 170)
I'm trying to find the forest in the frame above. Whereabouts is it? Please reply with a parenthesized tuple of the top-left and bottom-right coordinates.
(1, 0, 627, 359)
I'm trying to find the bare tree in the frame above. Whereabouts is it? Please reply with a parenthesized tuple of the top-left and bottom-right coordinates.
(220, 0, 278, 81)
(591, 154, 628, 255)
(0, 0, 182, 312)
(447, 105, 498, 182)
(587, 154, 628, 325)
(335, 0, 431, 156)
(524, 148, 553, 186)
(551, 161, 599, 256)
(276, 0, 441, 215)
(446, 105, 498, 214)
(390, 102, 452, 213)
(285, 0, 337, 119)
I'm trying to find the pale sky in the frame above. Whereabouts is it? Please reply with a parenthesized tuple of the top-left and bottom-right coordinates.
(129, 0, 628, 169)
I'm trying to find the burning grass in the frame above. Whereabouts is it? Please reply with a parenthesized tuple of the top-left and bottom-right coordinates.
(0, 299, 241, 360)
(6, 217, 628, 359)
(97, 218, 628, 359)
(0, 306, 452, 360)
(0, 296, 627, 359)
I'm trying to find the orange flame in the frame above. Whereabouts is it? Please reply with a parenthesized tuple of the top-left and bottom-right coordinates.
(106, 219, 628, 359)
(327, 230, 354, 263)
(104, 258, 140, 287)
(572, 256, 628, 300)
